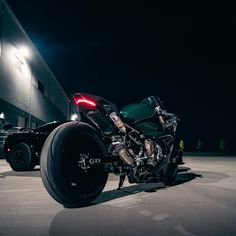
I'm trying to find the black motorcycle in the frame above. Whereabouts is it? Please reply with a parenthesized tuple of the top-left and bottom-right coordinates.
(40, 93, 183, 207)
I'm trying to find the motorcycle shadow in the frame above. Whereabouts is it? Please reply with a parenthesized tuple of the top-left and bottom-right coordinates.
(93, 167, 201, 206)
(172, 172, 203, 186)
(177, 166, 191, 173)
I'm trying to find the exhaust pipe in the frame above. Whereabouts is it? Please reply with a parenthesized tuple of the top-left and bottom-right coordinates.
(117, 146, 136, 168)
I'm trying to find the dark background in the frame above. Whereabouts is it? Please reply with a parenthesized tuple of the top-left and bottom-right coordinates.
(6, 1, 236, 151)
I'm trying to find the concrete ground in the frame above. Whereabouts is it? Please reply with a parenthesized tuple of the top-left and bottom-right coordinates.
(0, 156, 236, 236)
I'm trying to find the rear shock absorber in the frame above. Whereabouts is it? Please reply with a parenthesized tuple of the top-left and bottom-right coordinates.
(110, 112, 126, 133)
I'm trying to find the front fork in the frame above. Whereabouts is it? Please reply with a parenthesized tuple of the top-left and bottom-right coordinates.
(170, 148, 184, 165)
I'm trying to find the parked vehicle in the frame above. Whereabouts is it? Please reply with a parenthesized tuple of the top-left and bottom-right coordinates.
(40, 93, 184, 207)
(4, 121, 68, 171)
(0, 125, 22, 159)
(0, 129, 8, 159)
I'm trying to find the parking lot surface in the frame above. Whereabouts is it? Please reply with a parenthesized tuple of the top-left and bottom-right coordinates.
(1, 156, 236, 236)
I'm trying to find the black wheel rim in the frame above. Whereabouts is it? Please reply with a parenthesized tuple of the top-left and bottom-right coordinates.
(61, 133, 106, 195)
(11, 148, 27, 167)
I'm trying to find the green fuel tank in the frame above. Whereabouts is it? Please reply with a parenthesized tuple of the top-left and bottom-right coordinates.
(120, 103, 155, 123)
(120, 103, 166, 137)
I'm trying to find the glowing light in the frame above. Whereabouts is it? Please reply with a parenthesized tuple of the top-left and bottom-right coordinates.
(0, 112, 4, 119)
(75, 99, 96, 107)
(71, 114, 78, 121)
(18, 46, 31, 59)
(7, 148, 11, 152)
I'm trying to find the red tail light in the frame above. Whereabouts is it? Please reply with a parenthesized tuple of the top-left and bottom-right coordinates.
(73, 95, 96, 107)
(76, 99, 96, 107)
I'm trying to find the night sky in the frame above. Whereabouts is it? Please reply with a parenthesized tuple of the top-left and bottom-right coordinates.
(6, 1, 236, 151)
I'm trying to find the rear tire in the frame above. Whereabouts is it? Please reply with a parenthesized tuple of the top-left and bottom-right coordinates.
(40, 122, 108, 207)
(9, 142, 36, 171)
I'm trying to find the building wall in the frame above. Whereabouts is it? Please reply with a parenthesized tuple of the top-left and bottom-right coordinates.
(0, 0, 70, 128)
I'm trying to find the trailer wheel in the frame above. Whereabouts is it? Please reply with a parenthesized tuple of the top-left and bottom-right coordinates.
(9, 142, 36, 171)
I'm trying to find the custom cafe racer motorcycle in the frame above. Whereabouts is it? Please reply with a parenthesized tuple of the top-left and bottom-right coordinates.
(40, 93, 184, 207)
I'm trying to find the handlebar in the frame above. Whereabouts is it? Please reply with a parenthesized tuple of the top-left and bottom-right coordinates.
(155, 106, 179, 130)
(156, 106, 177, 117)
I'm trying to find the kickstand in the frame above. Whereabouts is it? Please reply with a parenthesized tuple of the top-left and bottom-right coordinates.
(117, 174, 126, 190)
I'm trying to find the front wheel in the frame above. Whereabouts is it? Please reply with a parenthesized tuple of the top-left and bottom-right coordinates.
(40, 122, 108, 207)
(163, 162, 178, 186)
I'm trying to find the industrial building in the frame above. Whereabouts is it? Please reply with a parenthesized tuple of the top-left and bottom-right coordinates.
(0, 0, 71, 130)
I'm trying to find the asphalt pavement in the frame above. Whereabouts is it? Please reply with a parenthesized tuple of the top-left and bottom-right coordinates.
(0, 156, 236, 236)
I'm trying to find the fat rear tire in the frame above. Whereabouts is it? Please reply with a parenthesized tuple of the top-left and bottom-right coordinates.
(40, 122, 108, 207)
(9, 142, 36, 171)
